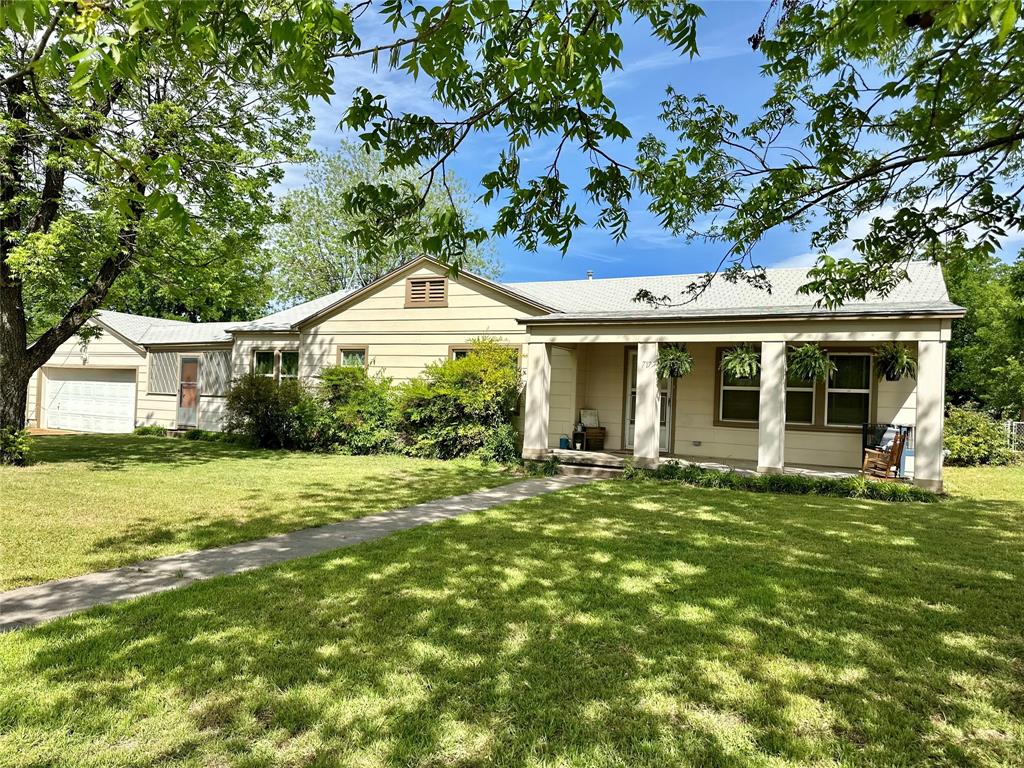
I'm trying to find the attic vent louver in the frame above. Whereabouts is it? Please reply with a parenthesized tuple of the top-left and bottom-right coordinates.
(406, 277, 448, 307)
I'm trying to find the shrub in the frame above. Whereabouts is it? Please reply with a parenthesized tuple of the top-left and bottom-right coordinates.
(180, 429, 232, 442)
(133, 425, 167, 437)
(319, 365, 396, 454)
(944, 405, 1016, 466)
(482, 422, 520, 464)
(522, 455, 561, 477)
(225, 373, 306, 449)
(625, 460, 936, 502)
(0, 428, 31, 466)
(395, 338, 522, 459)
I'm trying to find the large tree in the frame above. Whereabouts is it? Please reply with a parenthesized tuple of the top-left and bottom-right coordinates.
(633, 0, 1024, 307)
(945, 248, 1024, 418)
(270, 142, 499, 305)
(0, 0, 347, 431)
(19, 211, 274, 337)
(1, 0, 703, 436)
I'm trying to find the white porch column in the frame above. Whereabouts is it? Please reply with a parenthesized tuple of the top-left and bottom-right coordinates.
(633, 341, 661, 468)
(757, 340, 786, 474)
(914, 340, 946, 493)
(522, 342, 552, 459)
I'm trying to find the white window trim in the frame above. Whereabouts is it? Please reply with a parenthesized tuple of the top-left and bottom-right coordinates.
(253, 349, 277, 380)
(719, 369, 760, 424)
(279, 350, 300, 380)
(825, 352, 873, 427)
(785, 377, 816, 425)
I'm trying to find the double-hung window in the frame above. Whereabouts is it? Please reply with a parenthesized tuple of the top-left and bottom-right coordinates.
(785, 369, 815, 425)
(254, 350, 276, 378)
(720, 367, 760, 422)
(280, 351, 299, 381)
(252, 350, 299, 383)
(826, 354, 872, 426)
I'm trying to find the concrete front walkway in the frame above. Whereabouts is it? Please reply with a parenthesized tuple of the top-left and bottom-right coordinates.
(1, 475, 592, 632)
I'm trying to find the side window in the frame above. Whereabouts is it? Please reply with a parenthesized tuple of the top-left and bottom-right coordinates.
(338, 348, 367, 368)
(253, 350, 276, 378)
(826, 354, 871, 426)
(280, 351, 299, 380)
(785, 369, 815, 424)
(720, 367, 760, 422)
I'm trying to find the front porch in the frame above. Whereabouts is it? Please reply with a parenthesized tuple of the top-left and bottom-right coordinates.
(522, 333, 948, 492)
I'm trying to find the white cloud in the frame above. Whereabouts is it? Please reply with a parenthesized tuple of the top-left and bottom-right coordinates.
(770, 205, 1024, 269)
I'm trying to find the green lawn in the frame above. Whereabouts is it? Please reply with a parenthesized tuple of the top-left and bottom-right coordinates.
(1, 464, 1022, 766)
(0, 434, 513, 590)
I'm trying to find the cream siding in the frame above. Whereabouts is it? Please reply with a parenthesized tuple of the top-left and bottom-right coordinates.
(575, 343, 628, 452)
(547, 346, 577, 447)
(549, 340, 924, 471)
(137, 347, 234, 431)
(27, 322, 144, 428)
(230, 333, 301, 380)
(299, 263, 537, 382)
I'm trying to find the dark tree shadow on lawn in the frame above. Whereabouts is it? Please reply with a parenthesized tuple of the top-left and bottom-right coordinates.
(27, 433, 290, 469)
(82, 465, 516, 565)
(6, 482, 1024, 766)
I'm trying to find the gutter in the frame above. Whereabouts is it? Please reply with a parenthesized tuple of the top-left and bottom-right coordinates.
(518, 307, 966, 326)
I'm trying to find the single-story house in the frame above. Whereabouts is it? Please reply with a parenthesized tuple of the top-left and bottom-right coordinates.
(26, 256, 963, 491)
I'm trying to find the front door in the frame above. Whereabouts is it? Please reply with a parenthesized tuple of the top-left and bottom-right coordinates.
(177, 356, 199, 428)
(625, 349, 672, 452)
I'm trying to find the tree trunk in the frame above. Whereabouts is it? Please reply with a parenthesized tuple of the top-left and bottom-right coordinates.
(0, 285, 31, 433)
(0, 359, 30, 433)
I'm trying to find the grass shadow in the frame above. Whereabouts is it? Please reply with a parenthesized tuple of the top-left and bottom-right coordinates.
(3, 477, 1023, 765)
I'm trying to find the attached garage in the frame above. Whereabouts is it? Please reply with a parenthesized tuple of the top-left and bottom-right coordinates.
(42, 368, 137, 433)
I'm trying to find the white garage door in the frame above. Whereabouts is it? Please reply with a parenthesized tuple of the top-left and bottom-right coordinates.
(43, 368, 137, 433)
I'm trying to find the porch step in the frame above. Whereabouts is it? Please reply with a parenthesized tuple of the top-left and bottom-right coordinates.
(557, 464, 623, 479)
(551, 448, 627, 469)
(561, 462, 622, 481)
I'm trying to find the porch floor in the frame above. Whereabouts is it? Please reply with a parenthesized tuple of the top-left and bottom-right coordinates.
(549, 448, 860, 480)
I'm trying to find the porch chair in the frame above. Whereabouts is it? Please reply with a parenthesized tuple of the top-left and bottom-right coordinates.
(861, 431, 906, 479)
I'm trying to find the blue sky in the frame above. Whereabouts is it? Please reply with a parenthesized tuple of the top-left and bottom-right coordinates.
(287, 1, 1018, 282)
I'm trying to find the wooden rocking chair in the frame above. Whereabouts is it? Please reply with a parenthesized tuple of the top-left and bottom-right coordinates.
(861, 432, 906, 479)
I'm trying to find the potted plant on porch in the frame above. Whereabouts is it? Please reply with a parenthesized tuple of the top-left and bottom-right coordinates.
(786, 343, 836, 382)
(656, 344, 694, 379)
(873, 342, 918, 381)
(719, 343, 760, 379)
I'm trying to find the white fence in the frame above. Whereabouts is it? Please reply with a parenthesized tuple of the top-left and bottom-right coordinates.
(1007, 421, 1024, 452)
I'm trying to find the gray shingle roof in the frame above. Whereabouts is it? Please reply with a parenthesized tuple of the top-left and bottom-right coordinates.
(226, 288, 354, 332)
(96, 310, 233, 345)
(504, 262, 962, 321)
(93, 261, 961, 347)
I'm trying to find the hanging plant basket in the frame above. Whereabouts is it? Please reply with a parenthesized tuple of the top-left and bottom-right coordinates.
(787, 343, 836, 383)
(720, 344, 760, 380)
(656, 344, 694, 379)
(874, 342, 917, 381)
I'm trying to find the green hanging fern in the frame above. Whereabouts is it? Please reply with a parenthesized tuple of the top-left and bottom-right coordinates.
(874, 342, 918, 381)
(720, 344, 760, 380)
(656, 344, 694, 379)
(787, 343, 836, 383)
